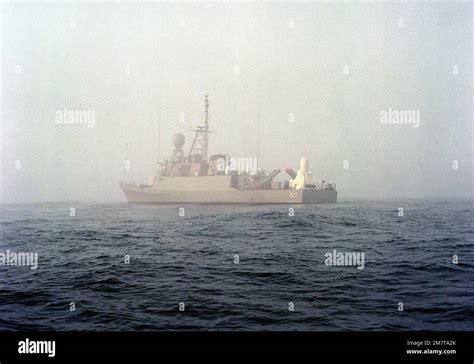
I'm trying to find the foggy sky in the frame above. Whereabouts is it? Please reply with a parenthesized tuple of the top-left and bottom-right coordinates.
(1, 1, 472, 203)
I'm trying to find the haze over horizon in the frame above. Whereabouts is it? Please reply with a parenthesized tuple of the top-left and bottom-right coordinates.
(1, 1, 472, 203)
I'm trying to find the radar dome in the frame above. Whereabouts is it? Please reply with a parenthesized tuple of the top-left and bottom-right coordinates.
(172, 133, 185, 149)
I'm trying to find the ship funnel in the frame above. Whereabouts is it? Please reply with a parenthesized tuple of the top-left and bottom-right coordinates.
(172, 133, 185, 149)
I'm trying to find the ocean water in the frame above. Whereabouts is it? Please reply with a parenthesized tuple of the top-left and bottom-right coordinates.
(0, 200, 472, 331)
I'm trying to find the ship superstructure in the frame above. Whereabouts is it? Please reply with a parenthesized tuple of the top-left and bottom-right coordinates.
(120, 95, 337, 204)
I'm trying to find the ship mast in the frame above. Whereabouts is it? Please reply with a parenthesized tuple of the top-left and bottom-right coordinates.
(157, 111, 161, 165)
(203, 94, 209, 160)
(256, 106, 260, 172)
(188, 94, 212, 161)
(124, 142, 128, 181)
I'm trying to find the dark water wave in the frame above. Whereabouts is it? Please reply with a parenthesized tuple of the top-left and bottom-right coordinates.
(0, 200, 472, 331)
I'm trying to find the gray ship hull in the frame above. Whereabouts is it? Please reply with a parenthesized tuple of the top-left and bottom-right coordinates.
(120, 177, 337, 205)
